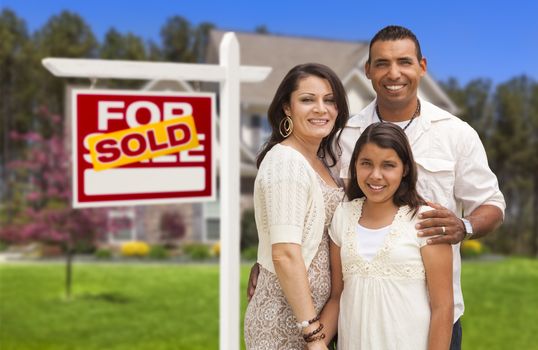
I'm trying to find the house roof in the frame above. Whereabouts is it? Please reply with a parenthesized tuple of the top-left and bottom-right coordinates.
(206, 30, 368, 106)
(207, 30, 458, 114)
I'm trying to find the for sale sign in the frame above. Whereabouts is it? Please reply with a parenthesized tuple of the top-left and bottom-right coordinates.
(72, 89, 216, 208)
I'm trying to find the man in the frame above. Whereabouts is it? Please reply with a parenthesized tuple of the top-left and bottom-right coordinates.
(248, 25, 505, 349)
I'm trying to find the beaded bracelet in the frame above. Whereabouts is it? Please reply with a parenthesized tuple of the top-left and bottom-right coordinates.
(304, 333, 326, 343)
(302, 322, 324, 341)
(295, 314, 321, 329)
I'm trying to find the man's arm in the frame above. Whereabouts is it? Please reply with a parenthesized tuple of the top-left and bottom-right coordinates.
(416, 203, 503, 245)
(247, 262, 259, 302)
(319, 240, 343, 345)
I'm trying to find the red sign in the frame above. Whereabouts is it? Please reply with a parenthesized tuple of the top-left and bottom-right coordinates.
(72, 89, 215, 208)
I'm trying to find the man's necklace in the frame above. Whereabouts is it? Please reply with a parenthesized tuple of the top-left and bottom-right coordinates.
(375, 99, 421, 131)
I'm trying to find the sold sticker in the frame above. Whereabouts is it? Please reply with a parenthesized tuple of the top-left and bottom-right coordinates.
(87, 115, 199, 171)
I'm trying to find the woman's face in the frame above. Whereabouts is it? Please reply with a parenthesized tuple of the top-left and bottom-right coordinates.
(283, 75, 338, 143)
(355, 142, 405, 206)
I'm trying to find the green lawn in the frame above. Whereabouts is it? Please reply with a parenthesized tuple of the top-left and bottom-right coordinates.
(460, 257, 538, 349)
(0, 258, 537, 350)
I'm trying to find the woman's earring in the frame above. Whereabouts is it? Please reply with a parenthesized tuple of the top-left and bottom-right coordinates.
(279, 116, 293, 138)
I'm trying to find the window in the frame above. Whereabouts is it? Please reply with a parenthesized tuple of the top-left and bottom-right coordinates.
(203, 199, 220, 243)
(250, 114, 261, 128)
(108, 208, 137, 243)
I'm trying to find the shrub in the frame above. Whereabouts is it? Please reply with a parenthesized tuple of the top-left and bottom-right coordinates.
(148, 245, 168, 260)
(94, 248, 112, 259)
(211, 242, 220, 257)
(461, 240, 484, 258)
(241, 246, 258, 261)
(160, 211, 186, 246)
(120, 241, 150, 257)
(0, 241, 8, 252)
(183, 243, 211, 260)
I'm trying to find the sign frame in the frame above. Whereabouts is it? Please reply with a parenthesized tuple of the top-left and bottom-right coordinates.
(71, 88, 216, 208)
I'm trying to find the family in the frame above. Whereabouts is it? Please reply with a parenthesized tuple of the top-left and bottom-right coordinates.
(243, 25, 505, 350)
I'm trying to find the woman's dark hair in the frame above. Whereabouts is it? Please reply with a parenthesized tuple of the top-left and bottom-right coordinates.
(346, 123, 425, 215)
(256, 63, 349, 168)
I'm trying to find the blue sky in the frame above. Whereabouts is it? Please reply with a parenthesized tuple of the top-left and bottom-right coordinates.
(2, 0, 537, 86)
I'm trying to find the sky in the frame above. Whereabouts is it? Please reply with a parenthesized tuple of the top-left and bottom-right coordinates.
(2, 0, 537, 86)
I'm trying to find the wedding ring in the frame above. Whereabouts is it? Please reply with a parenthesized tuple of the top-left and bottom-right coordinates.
(441, 226, 446, 234)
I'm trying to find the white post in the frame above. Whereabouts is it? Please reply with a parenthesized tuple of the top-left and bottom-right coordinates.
(219, 33, 241, 350)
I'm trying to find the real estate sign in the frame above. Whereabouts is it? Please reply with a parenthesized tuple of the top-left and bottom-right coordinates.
(72, 89, 216, 208)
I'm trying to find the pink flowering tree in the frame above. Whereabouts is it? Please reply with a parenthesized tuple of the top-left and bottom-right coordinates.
(0, 107, 110, 299)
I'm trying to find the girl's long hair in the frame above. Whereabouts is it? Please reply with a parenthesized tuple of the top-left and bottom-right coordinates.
(346, 123, 425, 215)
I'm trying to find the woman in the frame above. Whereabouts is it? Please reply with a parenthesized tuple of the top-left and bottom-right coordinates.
(325, 123, 453, 349)
(244, 63, 348, 350)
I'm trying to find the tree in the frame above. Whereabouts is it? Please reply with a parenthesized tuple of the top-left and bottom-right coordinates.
(100, 28, 147, 61)
(0, 9, 35, 201)
(159, 16, 215, 64)
(0, 107, 109, 299)
(442, 76, 538, 256)
(32, 11, 98, 124)
(99, 28, 148, 89)
(191, 22, 215, 63)
(527, 81, 538, 256)
(160, 15, 194, 62)
(440, 77, 494, 140)
(255, 25, 269, 34)
(489, 76, 535, 254)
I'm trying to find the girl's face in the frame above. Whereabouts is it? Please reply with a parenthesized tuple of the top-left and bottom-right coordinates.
(283, 75, 338, 143)
(355, 142, 405, 206)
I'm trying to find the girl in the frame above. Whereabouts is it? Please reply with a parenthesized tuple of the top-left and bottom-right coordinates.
(323, 122, 453, 350)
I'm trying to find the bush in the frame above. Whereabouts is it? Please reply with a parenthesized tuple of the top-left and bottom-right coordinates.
(120, 241, 150, 257)
(0, 240, 8, 252)
(148, 245, 168, 260)
(461, 240, 484, 258)
(160, 211, 186, 245)
(241, 246, 258, 261)
(94, 248, 112, 259)
(241, 209, 258, 250)
(183, 243, 211, 260)
(211, 242, 220, 257)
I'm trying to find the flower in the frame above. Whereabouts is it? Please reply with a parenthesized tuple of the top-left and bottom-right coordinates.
(211, 242, 220, 257)
(121, 241, 150, 257)
(461, 240, 484, 258)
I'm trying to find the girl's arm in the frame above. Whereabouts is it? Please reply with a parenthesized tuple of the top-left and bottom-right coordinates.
(272, 243, 328, 350)
(319, 240, 344, 345)
(421, 243, 454, 350)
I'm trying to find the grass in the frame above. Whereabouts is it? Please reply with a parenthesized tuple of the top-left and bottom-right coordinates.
(0, 258, 537, 349)
(0, 262, 224, 350)
(460, 257, 538, 349)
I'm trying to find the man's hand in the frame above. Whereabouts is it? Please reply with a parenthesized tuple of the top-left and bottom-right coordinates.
(247, 262, 260, 302)
(416, 202, 465, 245)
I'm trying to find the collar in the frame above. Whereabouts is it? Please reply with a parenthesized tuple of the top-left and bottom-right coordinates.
(346, 98, 454, 130)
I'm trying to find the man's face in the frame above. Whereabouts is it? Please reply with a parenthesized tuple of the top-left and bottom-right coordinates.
(365, 38, 426, 109)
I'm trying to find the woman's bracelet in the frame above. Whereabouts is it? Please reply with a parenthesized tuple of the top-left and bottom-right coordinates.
(304, 332, 326, 343)
(302, 322, 324, 341)
(295, 314, 321, 329)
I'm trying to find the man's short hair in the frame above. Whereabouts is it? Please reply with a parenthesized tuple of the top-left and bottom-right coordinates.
(367, 25, 423, 63)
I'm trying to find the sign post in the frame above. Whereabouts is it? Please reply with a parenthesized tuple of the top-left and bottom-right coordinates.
(42, 32, 271, 350)
(219, 34, 241, 350)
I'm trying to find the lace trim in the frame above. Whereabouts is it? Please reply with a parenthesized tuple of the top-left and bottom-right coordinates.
(341, 199, 425, 280)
